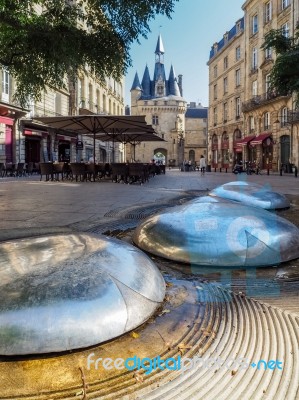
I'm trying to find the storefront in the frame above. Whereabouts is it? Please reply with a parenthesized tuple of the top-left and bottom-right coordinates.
(23, 129, 48, 163)
(0, 116, 14, 163)
(211, 134, 218, 167)
(235, 135, 255, 163)
(250, 133, 273, 170)
(221, 132, 229, 167)
(55, 134, 77, 162)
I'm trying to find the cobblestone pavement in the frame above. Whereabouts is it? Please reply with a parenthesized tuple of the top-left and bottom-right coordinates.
(0, 169, 298, 233)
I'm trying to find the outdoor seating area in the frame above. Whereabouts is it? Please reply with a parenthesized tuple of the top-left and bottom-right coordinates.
(37, 162, 165, 183)
(0, 162, 40, 177)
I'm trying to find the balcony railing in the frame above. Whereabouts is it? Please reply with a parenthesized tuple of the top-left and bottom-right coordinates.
(287, 110, 299, 124)
(242, 91, 287, 112)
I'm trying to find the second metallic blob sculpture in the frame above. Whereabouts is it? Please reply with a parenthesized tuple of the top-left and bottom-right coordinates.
(133, 198, 299, 267)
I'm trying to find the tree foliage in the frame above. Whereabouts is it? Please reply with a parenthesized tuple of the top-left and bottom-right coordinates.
(262, 25, 299, 104)
(0, 0, 178, 106)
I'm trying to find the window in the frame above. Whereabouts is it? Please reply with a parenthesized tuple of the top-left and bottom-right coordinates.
(152, 115, 159, 125)
(223, 77, 228, 94)
(252, 80, 258, 96)
(265, 46, 272, 59)
(252, 14, 258, 34)
(213, 107, 218, 125)
(236, 20, 242, 33)
(214, 84, 217, 100)
(2, 69, 9, 102)
(281, 0, 290, 10)
(265, 1, 272, 23)
(281, 22, 290, 38)
(252, 47, 258, 70)
(281, 107, 288, 126)
(236, 46, 241, 61)
(250, 116, 255, 131)
(264, 112, 270, 130)
(214, 65, 218, 78)
(223, 102, 228, 122)
(224, 56, 228, 70)
(235, 69, 241, 86)
(265, 73, 271, 94)
(236, 97, 241, 118)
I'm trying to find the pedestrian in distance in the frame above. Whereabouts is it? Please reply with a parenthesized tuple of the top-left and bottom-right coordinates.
(199, 155, 206, 176)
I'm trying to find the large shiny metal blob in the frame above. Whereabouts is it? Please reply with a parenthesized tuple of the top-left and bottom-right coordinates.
(209, 181, 290, 209)
(133, 201, 299, 267)
(0, 233, 165, 355)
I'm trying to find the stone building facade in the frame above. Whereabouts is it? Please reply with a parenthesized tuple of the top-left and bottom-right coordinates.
(207, 18, 245, 169)
(0, 1, 125, 166)
(129, 35, 187, 166)
(0, 70, 124, 165)
(208, 0, 299, 172)
(184, 103, 208, 164)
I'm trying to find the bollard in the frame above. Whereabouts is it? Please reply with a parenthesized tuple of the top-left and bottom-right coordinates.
(225, 168, 228, 173)
(214, 168, 216, 173)
(220, 168, 222, 173)
(280, 168, 283, 176)
(295, 166, 298, 178)
(267, 168, 270, 175)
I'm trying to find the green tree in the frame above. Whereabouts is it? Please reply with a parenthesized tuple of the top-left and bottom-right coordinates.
(262, 25, 299, 105)
(0, 0, 178, 106)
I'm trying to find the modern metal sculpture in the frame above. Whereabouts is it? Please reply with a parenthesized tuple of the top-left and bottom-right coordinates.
(133, 200, 299, 267)
(209, 181, 290, 209)
(0, 233, 165, 355)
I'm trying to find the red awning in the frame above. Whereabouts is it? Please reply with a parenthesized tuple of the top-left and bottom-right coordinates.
(0, 116, 13, 125)
(250, 133, 272, 146)
(235, 135, 255, 147)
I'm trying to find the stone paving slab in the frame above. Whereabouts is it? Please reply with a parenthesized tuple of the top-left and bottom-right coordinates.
(0, 170, 298, 236)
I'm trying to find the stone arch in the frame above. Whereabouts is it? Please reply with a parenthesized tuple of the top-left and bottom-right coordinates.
(154, 148, 167, 165)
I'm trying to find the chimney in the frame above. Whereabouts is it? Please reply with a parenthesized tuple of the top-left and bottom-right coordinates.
(178, 74, 183, 97)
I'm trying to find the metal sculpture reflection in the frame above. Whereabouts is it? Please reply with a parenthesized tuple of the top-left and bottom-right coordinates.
(0, 233, 165, 355)
(133, 201, 299, 267)
(209, 181, 290, 209)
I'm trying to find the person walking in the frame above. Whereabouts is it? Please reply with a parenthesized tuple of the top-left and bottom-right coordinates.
(199, 155, 206, 176)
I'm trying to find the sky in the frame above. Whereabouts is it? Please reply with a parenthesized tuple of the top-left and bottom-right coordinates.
(125, 0, 245, 107)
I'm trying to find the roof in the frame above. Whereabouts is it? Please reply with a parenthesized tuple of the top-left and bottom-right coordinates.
(131, 72, 142, 91)
(155, 34, 165, 54)
(209, 17, 244, 59)
(185, 108, 208, 119)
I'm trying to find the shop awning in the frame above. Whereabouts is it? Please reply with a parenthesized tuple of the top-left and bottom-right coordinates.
(250, 133, 272, 146)
(235, 135, 255, 147)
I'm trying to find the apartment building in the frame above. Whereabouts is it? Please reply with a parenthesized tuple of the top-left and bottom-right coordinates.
(0, 2, 125, 166)
(207, 0, 298, 172)
(207, 18, 245, 169)
(242, 0, 297, 171)
(184, 102, 208, 164)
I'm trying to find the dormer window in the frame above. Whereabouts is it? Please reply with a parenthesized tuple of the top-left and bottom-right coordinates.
(224, 32, 229, 43)
(157, 85, 164, 95)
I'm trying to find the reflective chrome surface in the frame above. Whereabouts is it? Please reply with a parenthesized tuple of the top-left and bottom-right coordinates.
(209, 181, 290, 209)
(0, 233, 165, 355)
(133, 201, 299, 267)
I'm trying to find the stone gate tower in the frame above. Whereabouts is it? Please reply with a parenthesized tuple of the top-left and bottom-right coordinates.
(129, 35, 187, 165)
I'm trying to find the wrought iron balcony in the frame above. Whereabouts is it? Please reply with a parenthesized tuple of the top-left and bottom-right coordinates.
(287, 110, 299, 124)
(242, 92, 287, 112)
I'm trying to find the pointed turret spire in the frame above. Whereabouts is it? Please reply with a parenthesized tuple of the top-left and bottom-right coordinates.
(168, 65, 181, 96)
(141, 65, 151, 98)
(155, 34, 165, 55)
(131, 72, 141, 91)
